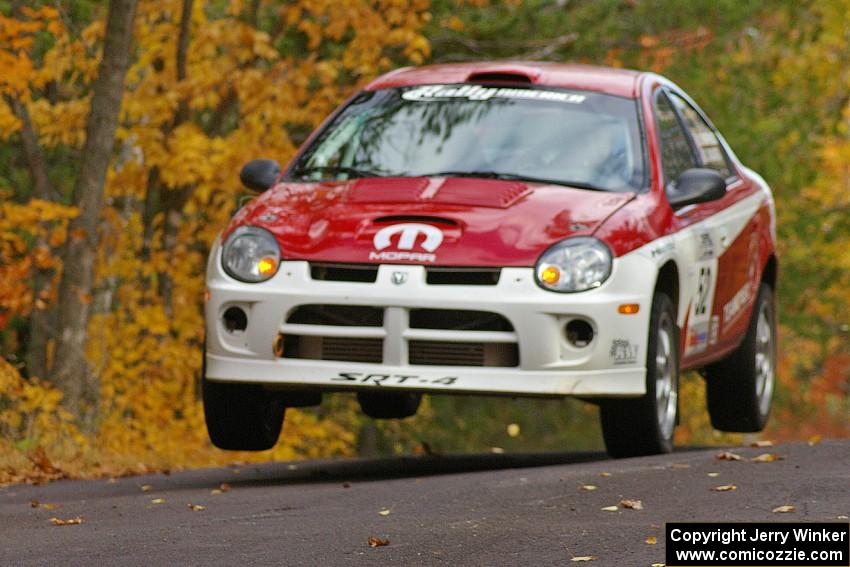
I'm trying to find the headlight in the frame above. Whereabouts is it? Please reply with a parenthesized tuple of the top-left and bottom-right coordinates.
(221, 226, 280, 283)
(535, 237, 612, 293)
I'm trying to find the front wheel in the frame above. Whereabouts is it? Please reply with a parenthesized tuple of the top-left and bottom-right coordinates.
(704, 283, 776, 432)
(203, 376, 285, 451)
(600, 292, 679, 458)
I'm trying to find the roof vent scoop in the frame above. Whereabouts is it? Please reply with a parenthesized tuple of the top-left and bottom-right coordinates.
(466, 71, 534, 84)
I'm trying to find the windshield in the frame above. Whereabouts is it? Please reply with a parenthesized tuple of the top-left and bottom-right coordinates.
(290, 84, 646, 193)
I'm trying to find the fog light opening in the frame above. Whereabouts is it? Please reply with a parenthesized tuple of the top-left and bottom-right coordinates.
(565, 319, 594, 348)
(223, 306, 248, 333)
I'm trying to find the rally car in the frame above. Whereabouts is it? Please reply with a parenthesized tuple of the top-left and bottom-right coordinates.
(204, 62, 778, 458)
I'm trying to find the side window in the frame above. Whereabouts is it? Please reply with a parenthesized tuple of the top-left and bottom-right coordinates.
(654, 91, 697, 187)
(667, 92, 733, 179)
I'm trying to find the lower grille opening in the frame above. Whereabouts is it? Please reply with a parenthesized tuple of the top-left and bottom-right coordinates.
(286, 305, 384, 327)
(426, 267, 500, 286)
(282, 335, 383, 363)
(409, 309, 514, 332)
(409, 340, 519, 367)
(310, 262, 379, 283)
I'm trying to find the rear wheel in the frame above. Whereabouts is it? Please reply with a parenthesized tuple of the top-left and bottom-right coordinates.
(704, 283, 775, 432)
(358, 391, 422, 419)
(203, 375, 285, 451)
(600, 292, 679, 458)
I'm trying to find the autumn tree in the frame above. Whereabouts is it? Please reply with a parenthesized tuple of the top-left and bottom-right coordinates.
(50, 0, 139, 420)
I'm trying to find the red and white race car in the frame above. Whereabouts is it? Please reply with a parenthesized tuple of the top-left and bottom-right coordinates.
(204, 62, 777, 457)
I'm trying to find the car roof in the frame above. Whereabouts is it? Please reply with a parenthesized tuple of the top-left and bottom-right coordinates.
(364, 61, 644, 98)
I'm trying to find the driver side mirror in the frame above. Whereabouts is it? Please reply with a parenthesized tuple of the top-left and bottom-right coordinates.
(667, 168, 726, 209)
(240, 159, 281, 192)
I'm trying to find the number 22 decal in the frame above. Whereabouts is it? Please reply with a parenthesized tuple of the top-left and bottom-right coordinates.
(694, 266, 711, 317)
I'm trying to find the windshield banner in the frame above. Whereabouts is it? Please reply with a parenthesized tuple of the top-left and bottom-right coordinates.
(401, 84, 586, 104)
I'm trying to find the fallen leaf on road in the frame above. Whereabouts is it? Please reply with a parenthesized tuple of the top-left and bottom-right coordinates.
(187, 504, 206, 511)
(750, 453, 781, 463)
(645, 536, 657, 545)
(580, 484, 598, 492)
(807, 435, 822, 446)
(151, 498, 165, 504)
(651, 563, 666, 567)
(379, 508, 391, 516)
(287, 464, 298, 471)
(711, 484, 737, 492)
(750, 440, 774, 448)
(30, 500, 60, 510)
(620, 499, 643, 510)
(707, 472, 720, 477)
(210, 489, 222, 495)
(507, 423, 521, 437)
(837, 515, 848, 520)
(140, 484, 153, 492)
(570, 556, 597, 562)
(49, 517, 82, 526)
(368, 537, 389, 548)
(772, 505, 795, 513)
(490, 447, 505, 454)
(601, 506, 618, 512)
(219, 483, 231, 492)
(715, 451, 742, 461)
(599, 472, 611, 477)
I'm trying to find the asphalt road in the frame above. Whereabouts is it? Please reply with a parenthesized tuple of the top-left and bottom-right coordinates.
(1, 440, 848, 566)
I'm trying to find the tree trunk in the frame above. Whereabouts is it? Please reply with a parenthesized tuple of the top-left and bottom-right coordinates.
(7, 96, 59, 381)
(51, 0, 138, 420)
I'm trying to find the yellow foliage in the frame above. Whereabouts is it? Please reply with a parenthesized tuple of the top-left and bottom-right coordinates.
(0, 198, 77, 326)
(0, 359, 87, 473)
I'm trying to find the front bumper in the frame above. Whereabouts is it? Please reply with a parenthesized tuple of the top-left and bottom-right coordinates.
(205, 245, 657, 398)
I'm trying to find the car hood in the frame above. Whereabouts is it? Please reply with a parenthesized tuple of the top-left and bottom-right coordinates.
(226, 177, 635, 267)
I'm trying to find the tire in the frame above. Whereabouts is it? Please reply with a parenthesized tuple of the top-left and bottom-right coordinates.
(704, 283, 776, 432)
(203, 375, 285, 451)
(358, 391, 422, 419)
(600, 292, 679, 458)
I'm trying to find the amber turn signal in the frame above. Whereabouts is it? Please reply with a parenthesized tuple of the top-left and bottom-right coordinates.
(540, 265, 561, 286)
(257, 256, 278, 276)
(618, 303, 640, 315)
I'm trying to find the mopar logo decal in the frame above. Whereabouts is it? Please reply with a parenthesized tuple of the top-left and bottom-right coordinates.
(371, 223, 444, 262)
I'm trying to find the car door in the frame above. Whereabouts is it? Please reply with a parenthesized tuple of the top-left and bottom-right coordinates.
(665, 90, 765, 361)
(653, 88, 724, 364)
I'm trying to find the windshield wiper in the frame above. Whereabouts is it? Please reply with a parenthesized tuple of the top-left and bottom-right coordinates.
(292, 165, 384, 179)
(414, 170, 608, 192)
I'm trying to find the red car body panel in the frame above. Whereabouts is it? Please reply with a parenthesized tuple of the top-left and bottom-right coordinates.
(365, 61, 642, 98)
(227, 177, 635, 267)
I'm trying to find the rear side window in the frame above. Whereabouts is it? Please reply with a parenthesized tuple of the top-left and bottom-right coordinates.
(667, 92, 733, 178)
(654, 91, 697, 187)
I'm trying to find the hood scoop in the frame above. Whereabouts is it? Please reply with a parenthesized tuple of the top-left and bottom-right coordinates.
(372, 215, 458, 226)
(346, 176, 531, 209)
(429, 178, 530, 208)
(348, 177, 429, 203)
